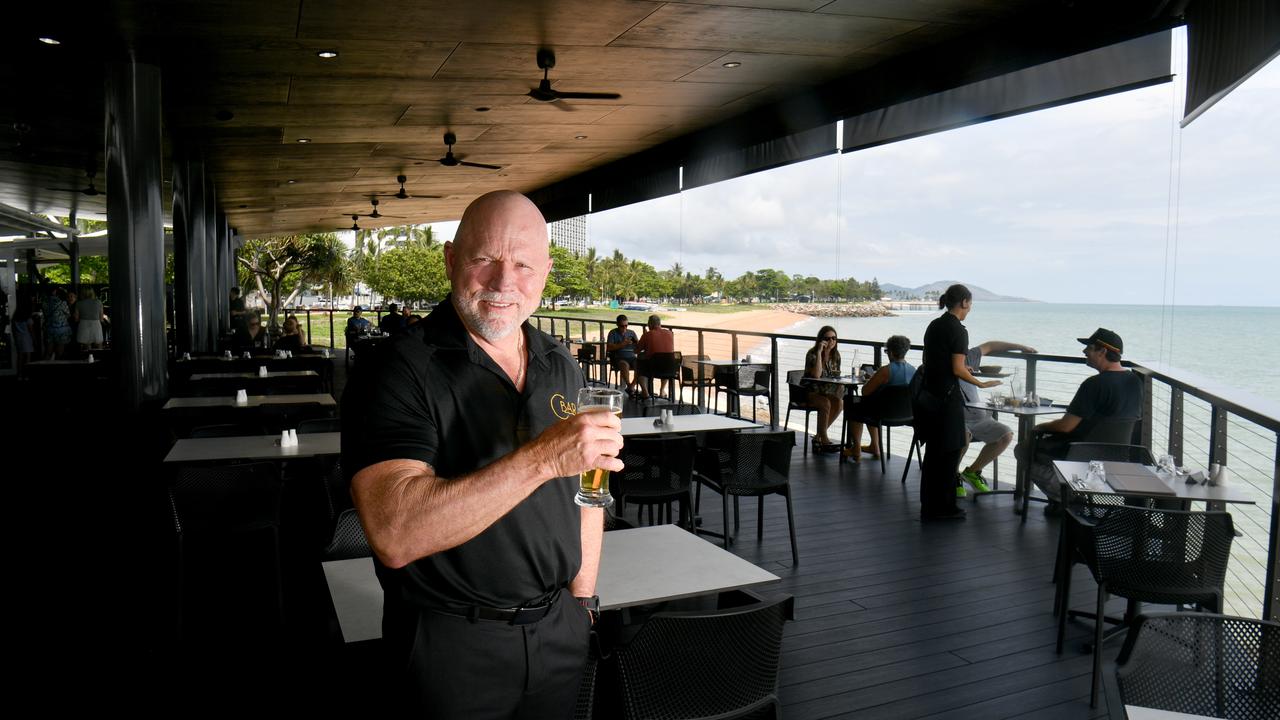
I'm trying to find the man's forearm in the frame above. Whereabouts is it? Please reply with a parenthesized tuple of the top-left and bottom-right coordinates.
(570, 506, 604, 597)
(354, 446, 561, 569)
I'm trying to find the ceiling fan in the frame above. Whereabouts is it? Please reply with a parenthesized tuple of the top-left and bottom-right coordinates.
(526, 48, 621, 110)
(344, 215, 363, 232)
(358, 197, 406, 220)
(47, 168, 105, 197)
(381, 174, 443, 200)
(396, 133, 502, 171)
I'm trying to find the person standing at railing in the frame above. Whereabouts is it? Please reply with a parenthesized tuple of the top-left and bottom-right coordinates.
(606, 313, 641, 396)
(916, 284, 1002, 521)
(1017, 327, 1142, 515)
(957, 340, 1037, 494)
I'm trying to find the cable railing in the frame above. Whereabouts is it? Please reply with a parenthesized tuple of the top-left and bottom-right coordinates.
(530, 313, 1280, 622)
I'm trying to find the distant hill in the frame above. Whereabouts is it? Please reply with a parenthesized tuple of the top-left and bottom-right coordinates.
(880, 281, 1036, 303)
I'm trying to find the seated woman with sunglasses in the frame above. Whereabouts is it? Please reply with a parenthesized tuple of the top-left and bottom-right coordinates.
(804, 326, 845, 450)
(231, 313, 270, 354)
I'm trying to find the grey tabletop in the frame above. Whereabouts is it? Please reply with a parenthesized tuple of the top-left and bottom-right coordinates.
(1053, 460, 1255, 504)
(188, 370, 320, 381)
(621, 415, 760, 436)
(802, 375, 865, 388)
(966, 401, 1067, 417)
(162, 392, 336, 410)
(322, 524, 780, 643)
(164, 431, 341, 463)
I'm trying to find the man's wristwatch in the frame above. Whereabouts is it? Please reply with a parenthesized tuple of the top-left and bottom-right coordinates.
(576, 595, 600, 622)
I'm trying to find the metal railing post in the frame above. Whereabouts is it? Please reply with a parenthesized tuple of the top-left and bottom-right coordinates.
(1208, 406, 1229, 467)
(1267, 435, 1279, 622)
(1168, 387, 1184, 465)
(770, 337, 779, 429)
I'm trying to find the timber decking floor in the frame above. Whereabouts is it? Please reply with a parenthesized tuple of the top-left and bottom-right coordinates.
(698, 446, 1120, 719)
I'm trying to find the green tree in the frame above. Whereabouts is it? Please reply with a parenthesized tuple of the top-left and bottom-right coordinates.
(363, 243, 449, 304)
(546, 244, 591, 305)
(236, 232, 341, 329)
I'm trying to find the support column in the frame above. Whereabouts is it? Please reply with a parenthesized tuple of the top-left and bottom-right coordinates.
(203, 174, 219, 347)
(105, 61, 167, 408)
(171, 152, 195, 353)
(216, 211, 230, 337)
(187, 157, 210, 352)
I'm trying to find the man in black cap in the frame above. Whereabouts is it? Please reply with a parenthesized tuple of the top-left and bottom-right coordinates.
(1016, 327, 1142, 513)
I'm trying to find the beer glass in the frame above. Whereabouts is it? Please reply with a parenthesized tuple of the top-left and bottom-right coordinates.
(574, 387, 623, 508)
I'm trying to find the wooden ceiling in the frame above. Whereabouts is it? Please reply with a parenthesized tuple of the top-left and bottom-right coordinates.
(1, 0, 1116, 238)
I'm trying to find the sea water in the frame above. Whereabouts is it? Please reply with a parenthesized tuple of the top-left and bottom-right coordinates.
(788, 303, 1280, 405)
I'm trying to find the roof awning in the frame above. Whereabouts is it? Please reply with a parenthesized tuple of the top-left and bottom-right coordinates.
(841, 31, 1173, 152)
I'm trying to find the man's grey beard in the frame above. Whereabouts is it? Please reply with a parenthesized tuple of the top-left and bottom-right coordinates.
(454, 291, 524, 342)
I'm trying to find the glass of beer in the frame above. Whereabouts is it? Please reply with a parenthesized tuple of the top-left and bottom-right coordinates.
(574, 387, 623, 508)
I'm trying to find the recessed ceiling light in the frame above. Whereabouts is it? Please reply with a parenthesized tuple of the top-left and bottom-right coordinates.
(316, 50, 339, 59)
(286, 179, 297, 184)
(574, 135, 588, 140)
(722, 61, 742, 68)
(214, 109, 234, 122)
(296, 137, 311, 143)
(239, 204, 248, 208)
(474, 106, 490, 112)
(38, 37, 60, 45)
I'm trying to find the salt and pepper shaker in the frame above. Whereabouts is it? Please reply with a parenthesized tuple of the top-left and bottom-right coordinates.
(258, 365, 268, 377)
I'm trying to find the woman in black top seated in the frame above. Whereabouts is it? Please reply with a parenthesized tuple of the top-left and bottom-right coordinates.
(231, 313, 269, 353)
(916, 284, 1001, 520)
(274, 314, 306, 352)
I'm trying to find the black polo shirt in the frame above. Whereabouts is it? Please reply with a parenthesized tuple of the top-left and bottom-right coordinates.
(342, 296, 585, 610)
(1066, 369, 1143, 440)
(922, 311, 968, 396)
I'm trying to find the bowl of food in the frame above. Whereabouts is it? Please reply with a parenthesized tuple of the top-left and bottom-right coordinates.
(979, 365, 1002, 375)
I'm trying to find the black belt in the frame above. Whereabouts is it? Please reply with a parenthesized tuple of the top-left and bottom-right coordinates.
(429, 588, 564, 626)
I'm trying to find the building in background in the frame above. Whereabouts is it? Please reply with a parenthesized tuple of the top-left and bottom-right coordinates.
(548, 215, 588, 256)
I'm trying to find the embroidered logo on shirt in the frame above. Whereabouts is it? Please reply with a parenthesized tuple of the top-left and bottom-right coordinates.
(550, 392, 576, 419)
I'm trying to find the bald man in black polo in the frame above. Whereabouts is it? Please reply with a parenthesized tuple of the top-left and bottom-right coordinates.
(342, 191, 623, 718)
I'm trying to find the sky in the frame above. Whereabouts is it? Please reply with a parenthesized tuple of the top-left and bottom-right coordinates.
(424, 30, 1279, 307)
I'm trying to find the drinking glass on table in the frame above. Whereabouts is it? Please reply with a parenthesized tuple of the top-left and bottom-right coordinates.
(574, 387, 623, 508)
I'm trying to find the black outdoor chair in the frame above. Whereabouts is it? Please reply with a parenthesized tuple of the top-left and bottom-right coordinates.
(1057, 503, 1235, 707)
(784, 369, 818, 454)
(715, 367, 771, 422)
(680, 354, 715, 407)
(695, 430, 799, 565)
(257, 402, 334, 433)
(168, 462, 285, 639)
(1022, 416, 1138, 521)
(1103, 612, 1280, 720)
(189, 421, 268, 438)
(576, 345, 598, 384)
(322, 507, 373, 561)
(616, 435, 698, 529)
(842, 384, 913, 475)
(613, 593, 794, 720)
(642, 351, 682, 404)
(297, 417, 341, 434)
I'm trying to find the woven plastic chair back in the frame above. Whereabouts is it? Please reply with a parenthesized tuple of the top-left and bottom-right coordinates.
(169, 462, 282, 533)
(616, 595, 794, 720)
(724, 431, 795, 496)
(297, 417, 341, 434)
(189, 422, 267, 438)
(1079, 505, 1235, 606)
(786, 369, 811, 406)
(1116, 613, 1280, 720)
(618, 435, 697, 501)
(323, 507, 372, 560)
(874, 384, 914, 425)
(647, 352, 682, 381)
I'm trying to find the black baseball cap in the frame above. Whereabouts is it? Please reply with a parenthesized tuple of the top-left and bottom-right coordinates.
(1077, 328, 1123, 355)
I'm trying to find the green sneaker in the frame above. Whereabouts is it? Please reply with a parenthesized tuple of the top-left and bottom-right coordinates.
(955, 485, 968, 498)
(960, 469, 991, 493)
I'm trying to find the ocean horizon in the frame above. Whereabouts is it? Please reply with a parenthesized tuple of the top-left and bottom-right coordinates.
(784, 302, 1280, 407)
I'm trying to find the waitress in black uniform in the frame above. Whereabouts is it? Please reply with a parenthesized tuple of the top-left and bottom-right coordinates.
(917, 284, 1001, 520)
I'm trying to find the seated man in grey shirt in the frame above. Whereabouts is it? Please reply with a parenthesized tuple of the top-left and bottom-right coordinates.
(958, 341, 1036, 494)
